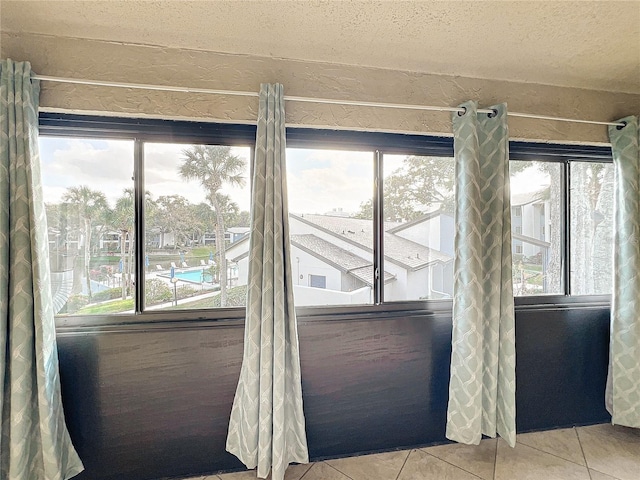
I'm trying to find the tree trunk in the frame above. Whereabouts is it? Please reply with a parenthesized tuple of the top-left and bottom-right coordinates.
(128, 231, 135, 301)
(212, 197, 228, 307)
(120, 230, 127, 300)
(593, 165, 614, 293)
(571, 164, 591, 294)
(84, 218, 93, 302)
(547, 169, 562, 293)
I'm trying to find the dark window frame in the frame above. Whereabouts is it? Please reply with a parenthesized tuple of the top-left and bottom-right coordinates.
(40, 113, 612, 327)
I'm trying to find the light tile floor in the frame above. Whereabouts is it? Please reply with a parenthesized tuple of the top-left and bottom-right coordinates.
(186, 423, 640, 480)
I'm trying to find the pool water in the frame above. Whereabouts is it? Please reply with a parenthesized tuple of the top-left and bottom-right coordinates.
(163, 269, 213, 284)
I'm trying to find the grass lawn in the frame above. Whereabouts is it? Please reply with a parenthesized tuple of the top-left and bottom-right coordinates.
(75, 298, 134, 314)
(165, 296, 218, 310)
(165, 285, 247, 310)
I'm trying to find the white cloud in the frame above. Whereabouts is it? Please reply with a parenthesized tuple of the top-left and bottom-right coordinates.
(39, 138, 252, 210)
(510, 163, 552, 193)
(286, 148, 373, 215)
(40, 138, 134, 205)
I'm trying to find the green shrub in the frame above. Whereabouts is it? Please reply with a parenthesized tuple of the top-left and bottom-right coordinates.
(176, 284, 198, 300)
(210, 285, 247, 307)
(64, 294, 89, 314)
(92, 287, 122, 302)
(145, 278, 172, 305)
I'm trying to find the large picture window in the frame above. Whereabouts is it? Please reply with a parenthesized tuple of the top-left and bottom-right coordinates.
(382, 154, 455, 301)
(39, 116, 613, 319)
(510, 160, 563, 296)
(143, 143, 251, 311)
(41, 137, 135, 316)
(286, 147, 374, 307)
(570, 162, 614, 295)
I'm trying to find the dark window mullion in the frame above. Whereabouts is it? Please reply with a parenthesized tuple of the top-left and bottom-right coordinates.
(373, 150, 384, 304)
(134, 139, 145, 313)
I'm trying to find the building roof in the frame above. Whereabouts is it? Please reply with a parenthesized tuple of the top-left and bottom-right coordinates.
(225, 214, 452, 271)
(293, 214, 451, 270)
(513, 232, 551, 248)
(348, 265, 395, 286)
(228, 227, 250, 234)
(387, 207, 450, 234)
(512, 187, 548, 207)
(291, 234, 395, 286)
(292, 234, 369, 271)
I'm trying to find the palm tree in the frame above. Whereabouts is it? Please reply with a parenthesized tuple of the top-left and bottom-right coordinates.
(179, 145, 246, 307)
(110, 188, 155, 300)
(111, 189, 135, 300)
(62, 186, 107, 302)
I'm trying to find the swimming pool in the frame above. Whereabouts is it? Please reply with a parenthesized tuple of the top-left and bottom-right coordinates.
(160, 269, 214, 284)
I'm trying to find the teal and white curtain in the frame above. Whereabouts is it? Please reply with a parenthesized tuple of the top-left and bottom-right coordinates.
(226, 84, 309, 480)
(446, 101, 516, 447)
(0, 59, 84, 479)
(606, 115, 640, 428)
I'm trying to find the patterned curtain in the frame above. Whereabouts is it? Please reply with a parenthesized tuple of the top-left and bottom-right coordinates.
(605, 115, 640, 428)
(226, 84, 309, 480)
(446, 101, 516, 447)
(0, 60, 84, 479)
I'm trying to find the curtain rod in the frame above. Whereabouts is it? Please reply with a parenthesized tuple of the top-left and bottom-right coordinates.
(32, 74, 625, 128)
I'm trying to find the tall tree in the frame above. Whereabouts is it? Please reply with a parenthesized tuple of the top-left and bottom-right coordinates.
(356, 155, 455, 221)
(62, 186, 107, 302)
(111, 189, 155, 299)
(179, 145, 246, 307)
(155, 195, 193, 249)
(111, 189, 135, 299)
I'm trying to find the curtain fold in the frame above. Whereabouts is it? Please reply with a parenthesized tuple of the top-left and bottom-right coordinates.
(446, 101, 516, 447)
(226, 83, 309, 480)
(606, 115, 640, 428)
(0, 59, 84, 480)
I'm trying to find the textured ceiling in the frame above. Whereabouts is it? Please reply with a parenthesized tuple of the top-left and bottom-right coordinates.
(1, 0, 639, 93)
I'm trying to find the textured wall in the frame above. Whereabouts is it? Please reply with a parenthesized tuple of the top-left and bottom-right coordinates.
(2, 32, 638, 144)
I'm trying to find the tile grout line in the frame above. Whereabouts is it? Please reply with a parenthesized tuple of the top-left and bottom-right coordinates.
(300, 463, 314, 478)
(575, 426, 592, 471)
(517, 437, 590, 469)
(575, 427, 594, 480)
(419, 449, 485, 479)
(393, 449, 412, 480)
(574, 426, 623, 480)
(324, 461, 356, 480)
(298, 462, 315, 480)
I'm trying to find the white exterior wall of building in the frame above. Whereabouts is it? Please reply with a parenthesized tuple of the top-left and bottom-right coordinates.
(393, 213, 455, 257)
(521, 203, 538, 257)
(405, 268, 431, 301)
(518, 200, 550, 257)
(293, 285, 371, 306)
(394, 217, 442, 252)
(290, 245, 343, 291)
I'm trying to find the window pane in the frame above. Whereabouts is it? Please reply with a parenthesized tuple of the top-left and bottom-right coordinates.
(286, 148, 374, 306)
(382, 154, 455, 301)
(510, 161, 563, 296)
(570, 162, 613, 295)
(144, 144, 251, 310)
(40, 137, 135, 315)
